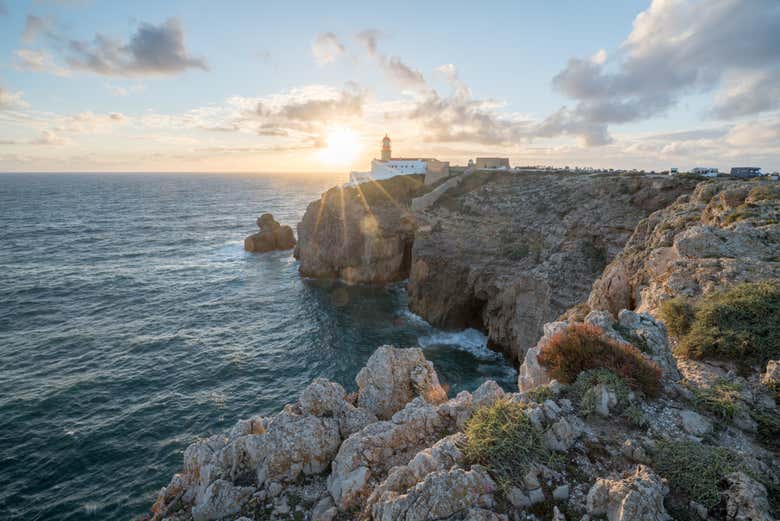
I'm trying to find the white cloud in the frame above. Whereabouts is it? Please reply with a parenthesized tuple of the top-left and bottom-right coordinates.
(311, 32, 345, 66)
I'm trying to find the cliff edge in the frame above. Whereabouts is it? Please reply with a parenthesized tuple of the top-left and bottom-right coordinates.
(294, 175, 429, 284)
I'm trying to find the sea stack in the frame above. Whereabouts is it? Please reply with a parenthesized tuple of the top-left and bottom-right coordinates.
(244, 213, 296, 253)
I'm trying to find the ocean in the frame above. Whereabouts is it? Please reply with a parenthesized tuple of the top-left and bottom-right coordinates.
(0, 173, 516, 520)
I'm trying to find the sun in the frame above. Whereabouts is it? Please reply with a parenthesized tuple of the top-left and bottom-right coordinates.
(320, 127, 361, 165)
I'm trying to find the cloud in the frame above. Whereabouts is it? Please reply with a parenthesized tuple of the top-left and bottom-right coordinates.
(65, 18, 207, 76)
(0, 88, 28, 110)
(105, 82, 146, 96)
(31, 130, 67, 145)
(357, 29, 426, 91)
(312, 32, 344, 66)
(14, 48, 70, 76)
(22, 14, 55, 42)
(549, 0, 780, 144)
(251, 85, 365, 139)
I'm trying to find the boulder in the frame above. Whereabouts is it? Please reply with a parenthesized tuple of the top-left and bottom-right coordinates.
(191, 479, 254, 521)
(762, 360, 780, 389)
(678, 409, 713, 437)
(327, 398, 449, 510)
(356, 346, 446, 420)
(586, 465, 671, 521)
(244, 213, 296, 252)
(370, 466, 497, 521)
(722, 472, 775, 521)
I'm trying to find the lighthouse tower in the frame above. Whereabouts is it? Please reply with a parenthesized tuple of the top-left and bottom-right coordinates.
(381, 134, 391, 161)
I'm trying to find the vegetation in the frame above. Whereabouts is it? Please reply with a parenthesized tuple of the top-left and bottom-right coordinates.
(748, 184, 780, 201)
(750, 407, 780, 450)
(621, 404, 647, 428)
(524, 385, 555, 404)
(461, 399, 551, 494)
(654, 440, 746, 508)
(570, 369, 630, 416)
(537, 323, 662, 397)
(659, 297, 696, 337)
(689, 379, 741, 419)
(613, 323, 650, 353)
(674, 282, 780, 370)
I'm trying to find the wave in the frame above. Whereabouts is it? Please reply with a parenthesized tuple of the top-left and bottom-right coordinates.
(418, 328, 501, 360)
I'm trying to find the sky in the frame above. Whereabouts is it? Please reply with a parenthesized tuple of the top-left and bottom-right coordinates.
(0, 0, 779, 173)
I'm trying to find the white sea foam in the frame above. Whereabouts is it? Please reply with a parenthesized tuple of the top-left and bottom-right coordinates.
(418, 328, 501, 360)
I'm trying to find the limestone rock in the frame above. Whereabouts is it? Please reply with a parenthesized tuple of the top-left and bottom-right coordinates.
(722, 472, 775, 521)
(588, 180, 780, 317)
(327, 398, 449, 510)
(244, 213, 296, 252)
(191, 479, 254, 521)
(763, 360, 780, 389)
(366, 433, 466, 513)
(370, 466, 497, 521)
(256, 410, 341, 484)
(518, 321, 567, 392)
(586, 465, 670, 521)
(356, 346, 446, 420)
(678, 409, 713, 437)
(295, 175, 425, 283)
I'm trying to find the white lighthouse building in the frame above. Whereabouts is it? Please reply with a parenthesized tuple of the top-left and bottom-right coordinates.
(349, 135, 449, 186)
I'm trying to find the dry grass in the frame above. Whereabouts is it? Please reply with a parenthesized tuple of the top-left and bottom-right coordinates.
(538, 323, 662, 397)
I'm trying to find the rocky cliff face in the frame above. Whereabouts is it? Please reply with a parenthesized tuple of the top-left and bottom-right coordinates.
(409, 171, 699, 361)
(295, 175, 428, 284)
(587, 180, 780, 316)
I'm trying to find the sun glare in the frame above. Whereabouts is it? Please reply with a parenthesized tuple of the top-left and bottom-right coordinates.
(320, 127, 360, 165)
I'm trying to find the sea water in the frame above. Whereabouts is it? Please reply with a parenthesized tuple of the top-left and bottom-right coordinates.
(0, 173, 516, 520)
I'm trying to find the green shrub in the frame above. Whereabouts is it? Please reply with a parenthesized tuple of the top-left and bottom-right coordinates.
(571, 369, 631, 416)
(654, 441, 746, 508)
(749, 184, 780, 201)
(659, 297, 696, 337)
(538, 323, 662, 397)
(675, 282, 780, 369)
(689, 379, 741, 419)
(524, 385, 555, 403)
(462, 399, 550, 493)
(622, 404, 647, 428)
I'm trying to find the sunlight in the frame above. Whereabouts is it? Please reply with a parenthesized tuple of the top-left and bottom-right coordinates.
(320, 127, 361, 165)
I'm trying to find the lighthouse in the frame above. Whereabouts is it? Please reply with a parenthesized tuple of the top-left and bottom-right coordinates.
(348, 133, 449, 186)
(381, 134, 391, 161)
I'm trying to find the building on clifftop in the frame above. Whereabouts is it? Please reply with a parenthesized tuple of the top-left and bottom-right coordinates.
(474, 157, 510, 170)
(349, 134, 450, 186)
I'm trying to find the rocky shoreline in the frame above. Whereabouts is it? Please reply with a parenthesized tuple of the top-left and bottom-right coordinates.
(146, 173, 779, 521)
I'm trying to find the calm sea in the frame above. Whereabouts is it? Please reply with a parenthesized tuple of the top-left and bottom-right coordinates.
(0, 173, 516, 521)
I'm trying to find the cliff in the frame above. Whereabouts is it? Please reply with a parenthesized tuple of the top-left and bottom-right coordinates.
(295, 175, 429, 284)
(408, 171, 700, 361)
(587, 180, 780, 316)
(296, 171, 699, 360)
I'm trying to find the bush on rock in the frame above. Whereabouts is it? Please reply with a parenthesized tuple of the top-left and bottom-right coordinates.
(674, 282, 780, 370)
(461, 399, 549, 494)
(537, 323, 662, 397)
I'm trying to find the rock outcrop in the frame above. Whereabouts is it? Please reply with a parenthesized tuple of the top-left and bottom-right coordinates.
(587, 180, 780, 316)
(408, 171, 699, 361)
(147, 337, 779, 521)
(244, 213, 296, 253)
(295, 175, 428, 284)
(586, 465, 670, 521)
